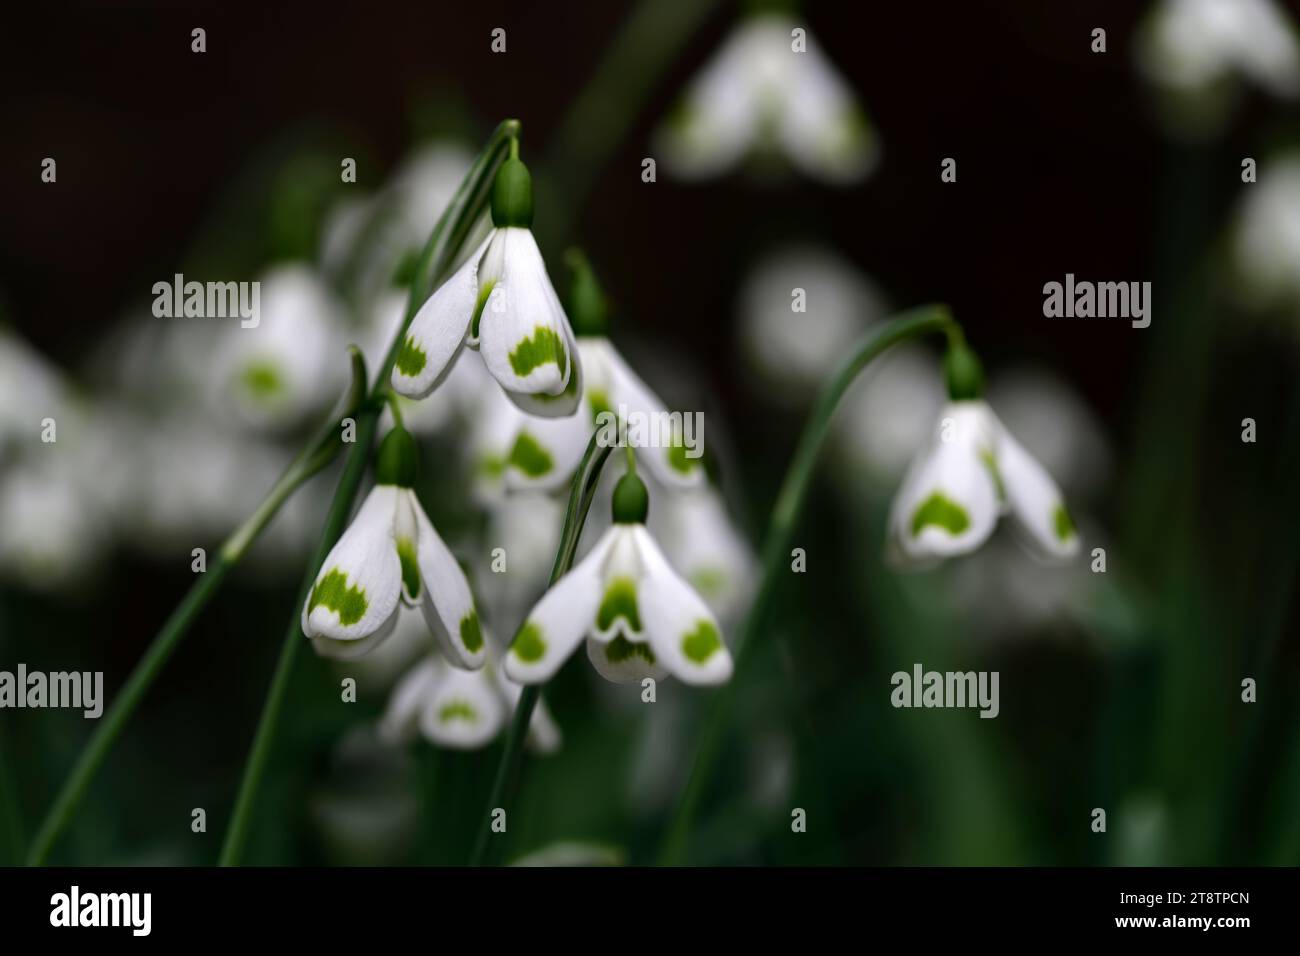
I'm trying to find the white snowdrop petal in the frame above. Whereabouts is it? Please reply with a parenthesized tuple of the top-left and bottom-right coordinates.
(477, 229, 573, 399)
(303, 485, 403, 642)
(635, 528, 733, 685)
(410, 490, 486, 670)
(585, 635, 668, 684)
(992, 420, 1081, 562)
(390, 238, 486, 399)
(504, 527, 615, 684)
(310, 607, 400, 662)
(418, 664, 507, 750)
(502, 405, 590, 493)
(378, 658, 442, 745)
(888, 403, 1000, 566)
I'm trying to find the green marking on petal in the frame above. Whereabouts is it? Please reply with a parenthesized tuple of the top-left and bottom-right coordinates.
(667, 441, 697, 475)
(587, 388, 612, 424)
(605, 635, 655, 665)
(396, 537, 420, 599)
(681, 620, 722, 665)
(507, 432, 553, 477)
(508, 327, 566, 377)
(910, 492, 971, 538)
(470, 279, 496, 339)
(979, 449, 1005, 501)
(1053, 503, 1076, 541)
(438, 700, 478, 724)
(478, 454, 506, 479)
(512, 621, 547, 663)
(459, 611, 484, 653)
(240, 360, 285, 400)
(596, 577, 641, 633)
(689, 568, 727, 598)
(395, 335, 427, 377)
(308, 568, 368, 626)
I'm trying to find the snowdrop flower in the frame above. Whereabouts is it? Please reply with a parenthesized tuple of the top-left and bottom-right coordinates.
(887, 339, 1080, 567)
(739, 245, 886, 399)
(658, 12, 876, 184)
(380, 650, 560, 753)
(504, 466, 733, 687)
(0, 457, 105, 590)
(466, 252, 705, 495)
(303, 425, 485, 668)
(649, 481, 756, 626)
(391, 151, 581, 418)
(1231, 153, 1300, 322)
(0, 327, 70, 460)
(1139, 0, 1300, 100)
(212, 265, 346, 431)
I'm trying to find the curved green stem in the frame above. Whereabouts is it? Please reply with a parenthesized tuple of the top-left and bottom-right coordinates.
(469, 430, 616, 867)
(658, 304, 956, 865)
(217, 119, 521, 867)
(25, 350, 368, 867)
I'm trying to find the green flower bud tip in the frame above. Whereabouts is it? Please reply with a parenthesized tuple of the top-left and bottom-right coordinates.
(491, 157, 534, 229)
(944, 339, 985, 401)
(565, 249, 609, 337)
(374, 425, 420, 487)
(611, 470, 649, 524)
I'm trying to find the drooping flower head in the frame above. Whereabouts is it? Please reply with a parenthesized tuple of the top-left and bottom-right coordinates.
(887, 335, 1080, 567)
(303, 424, 485, 668)
(657, 11, 876, 183)
(504, 465, 733, 687)
(391, 147, 582, 418)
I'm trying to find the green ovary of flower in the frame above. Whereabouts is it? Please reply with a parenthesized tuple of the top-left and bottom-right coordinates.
(508, 432, 553, 477)
(682, 620, 722, 664)
(309, 569, 368, 626)
(911, 492, 970, 537)
(509, 327, 566, 377)
(512, 622, 547, 662)
(438, 700, 478, 724)
(460, 611, 484, 653)
(395, 335, 427, 376)
(396, 537, 420, 599)
(605, 635, 655, 665)
(1053, 504, 1076, 541)
(596, 577, 641, 632)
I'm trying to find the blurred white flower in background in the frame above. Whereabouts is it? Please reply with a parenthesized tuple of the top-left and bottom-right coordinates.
(1137, 0, 1300, 137)
(0, 327, 72, 460)
(738, 244, 886, 401)
(658, 13, 877, 183)
(477, 491, 564, 634)
(211, 265, 347, 431)
(1231, 153, 1300, 331)
(0, 458, 105, 591)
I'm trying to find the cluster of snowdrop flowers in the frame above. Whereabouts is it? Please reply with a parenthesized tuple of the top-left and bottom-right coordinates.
(1137, 0, 1300, 136)
(887, 335, 1080, 568)
(657, 11, 876, 183)
(303, 424, 485, 667)
(391, 148, 581, 419)
(504, 464, 734, 687)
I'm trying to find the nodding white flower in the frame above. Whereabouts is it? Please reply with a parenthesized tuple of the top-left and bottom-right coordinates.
(380, 651, 561, 753)
(213, 265, 346, 431)
(1232, 153, 1300, 321)
(649, 481, 756, 626)
(303, 426, 485, 669)
(887, 343, 1080, 567)
(1138, 0, 1300, 100)
(0, 327, 70, 460)
(657, 13, 876, 184)
(391, 155, 582, 418)
(739, 245, 885, 399)
(504, 469, 733, 687)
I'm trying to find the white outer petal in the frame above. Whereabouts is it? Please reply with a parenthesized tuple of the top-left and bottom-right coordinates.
(390, 236, 487, 398)
(410, 490, 486, 670)
(634, 527, 733, 685)
(988, 413, 1081, 563)
(477, 229, 575, 399)
(503, 526, 616, 684)
(887, 402, 999, 566)
(303, 485, 403, 641)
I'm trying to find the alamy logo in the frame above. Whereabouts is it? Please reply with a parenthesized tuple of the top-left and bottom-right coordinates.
(1042, 273, 1151, 328)
(594, 404, 704, 460)
(890, 663, 1000, 718)
(0, 664, 103, 718)
(151, 273, 260, 328)
(50, 886, 151, 936)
